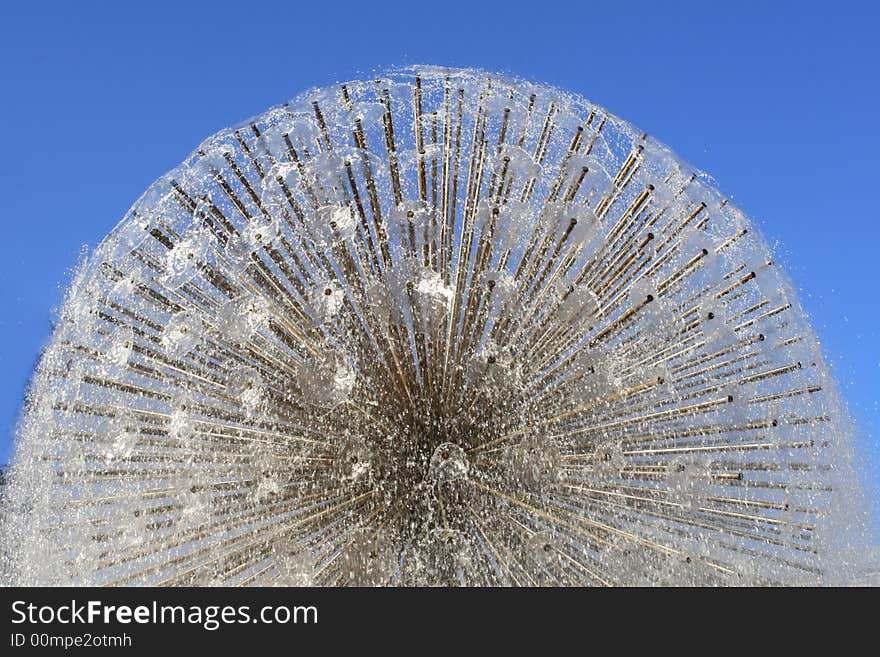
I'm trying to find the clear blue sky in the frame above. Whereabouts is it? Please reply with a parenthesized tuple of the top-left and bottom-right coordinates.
(1, 0, 877, 520)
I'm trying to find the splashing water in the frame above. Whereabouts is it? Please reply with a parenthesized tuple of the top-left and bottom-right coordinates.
(0, 67, 875, 586)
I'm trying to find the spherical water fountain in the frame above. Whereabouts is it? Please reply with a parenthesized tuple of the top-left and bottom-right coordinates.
(0, 66, 874, 586)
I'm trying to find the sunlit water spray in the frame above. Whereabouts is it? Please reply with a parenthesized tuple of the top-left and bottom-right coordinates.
(0, 67, 875, 586)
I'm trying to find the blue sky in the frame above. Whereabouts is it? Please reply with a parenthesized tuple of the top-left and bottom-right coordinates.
(0, 0, 877, 522)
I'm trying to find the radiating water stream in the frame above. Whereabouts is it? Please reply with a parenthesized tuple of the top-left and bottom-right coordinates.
(1, 67, 875, 586)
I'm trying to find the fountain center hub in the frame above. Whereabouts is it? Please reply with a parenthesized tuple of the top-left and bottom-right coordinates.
(428, 442, 469, 483)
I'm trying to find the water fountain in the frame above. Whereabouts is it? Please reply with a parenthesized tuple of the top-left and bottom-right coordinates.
(1, 66, 875, 586)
